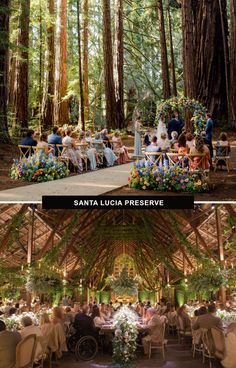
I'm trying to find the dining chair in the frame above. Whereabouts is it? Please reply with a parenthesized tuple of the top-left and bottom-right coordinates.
(15, 334, 37, 368)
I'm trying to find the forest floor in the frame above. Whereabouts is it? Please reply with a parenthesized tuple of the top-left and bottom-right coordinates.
(0, 129, 236, 201)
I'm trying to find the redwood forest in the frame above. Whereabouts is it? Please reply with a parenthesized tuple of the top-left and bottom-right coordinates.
(0, 0, 236, 142)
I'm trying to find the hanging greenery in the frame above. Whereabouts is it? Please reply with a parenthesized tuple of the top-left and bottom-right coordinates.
(0, 265, 26, 298)
(106, 268, 139, 296)
(187, 264, 230, 295)
(25, 266, 63, 294)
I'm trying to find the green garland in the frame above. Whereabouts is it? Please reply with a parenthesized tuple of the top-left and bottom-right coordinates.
(26, 266, 63, 294)
(107, 268, 138, 296)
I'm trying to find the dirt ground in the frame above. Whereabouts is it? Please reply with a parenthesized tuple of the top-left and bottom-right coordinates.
(1, 130, 236, 201)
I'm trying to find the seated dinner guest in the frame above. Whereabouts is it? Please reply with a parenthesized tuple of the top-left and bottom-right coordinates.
(193, 304, 223, 331)
(51, 306, 64, 326)
(40, 313, 53, 336)
(190, 135, 210, 170)
(74, 304, 96, 337)
(0, 320, 21, 368)
(222, 322, 236, 368)
(142, 308, 166, 355)
(21, 316, 43, 360)
(176, 305, 191, 331)
(91, 305, 105, 328)
(157, 133, 170, 152)
(112, 132, 129, 164)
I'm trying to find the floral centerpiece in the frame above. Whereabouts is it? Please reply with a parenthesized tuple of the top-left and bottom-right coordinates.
(113, 306, 138, 367)
(128, 161, 208, 193)
(216, 310, 236, 325)
(1, 312, 39, 331)
(10, 153, 69, 183)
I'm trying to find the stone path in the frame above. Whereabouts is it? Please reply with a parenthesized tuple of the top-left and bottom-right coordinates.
(0, 163, 133, 202)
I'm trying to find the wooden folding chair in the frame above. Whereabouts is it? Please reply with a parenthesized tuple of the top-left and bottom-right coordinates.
(214, 145, 230, 173)
(56, 144, 70, 170)
(32, 146, 47, 155)
(148, 323, 166, 360)
(76, 143, 88, 171)
(145, 152, 163, 166)
(18, 145, 32, 159)
(166, 153, 187, 169)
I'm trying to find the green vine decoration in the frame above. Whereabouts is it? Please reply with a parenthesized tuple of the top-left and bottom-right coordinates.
(106, 268, 139, 296)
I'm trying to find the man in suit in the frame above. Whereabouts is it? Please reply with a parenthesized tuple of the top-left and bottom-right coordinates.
(192, 303, 223, 331)
(168, 114, 181, 139)
(205, 112, 214, 159)
(74, 304, 97, 338)
(20, 129, 37, 147)
(48, 126, 62, 156)
(0, 320, 21, 368)
(144, 130, 151, 147)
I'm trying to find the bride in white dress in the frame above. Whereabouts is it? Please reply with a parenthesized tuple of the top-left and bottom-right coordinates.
(156, 113, 168, 141)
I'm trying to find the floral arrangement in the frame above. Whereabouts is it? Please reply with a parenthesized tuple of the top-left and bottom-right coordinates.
(216, 310, 236, 325)
(10, 153, 69, 183)
(128, 161, 208, 193)
(26, 267, 63, 294)
(156, 97, 207, 134)
(113, 306, 138, 367)
(106, 268, 139, 296)
(1, 312, 39, 331)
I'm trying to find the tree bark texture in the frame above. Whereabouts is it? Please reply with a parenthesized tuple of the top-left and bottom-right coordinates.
(77, 0, 85, 130)
(13, 0, 30, 133)
(102, 0, 118, 130)
(114, 0, 125, 128)
(0, 0, 11, 143)
(83, 0, 89, 126)
(42, 0, 55, 128)
(229, 0, 236, 127)
(157, 0, 171, 100)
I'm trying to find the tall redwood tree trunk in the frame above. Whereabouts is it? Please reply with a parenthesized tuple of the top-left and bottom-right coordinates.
(229, 0, 236, 127)
(0, 0, 11, 143)
(182, 0, 196, 98)
(42, 0, 55, 128)
(193, 0, 228, 119)
(167, 3, 177, 97)
(13, 0, 30, 134)
(58, 0, 69, 124)
(114, 0, 124, 129)
(77, 0, 85, 130)
(83, 0, 89, 126)
(102, 0, 118, 130)
(156, 0, 171, 100)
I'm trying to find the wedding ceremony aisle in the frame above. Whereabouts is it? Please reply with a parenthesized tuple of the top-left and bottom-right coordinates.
(0, 162, 133, 202)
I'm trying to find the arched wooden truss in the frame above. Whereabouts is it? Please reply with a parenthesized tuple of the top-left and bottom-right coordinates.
(0, 205, 235, 290)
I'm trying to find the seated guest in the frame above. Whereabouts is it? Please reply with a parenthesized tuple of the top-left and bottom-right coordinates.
(51, 307, 64, 326)
(146, 136, 159, 153)
(190, 135, 210, 170)
(80, 131, 98, 170)
(94, 133, 118, 167)
(112, 132, 129, 164)
(40, 313, 53, 336)
(21, 316, 43, 360)
(186, 132, 195, 150)
(100, 303, 109, 320)
(0, 320, 21, 368)
(142, 308, 166, 355)
(101, 129, 111, 148)
(170, 131, 179, 150)
(91, 305, 105, 328)
(74, 304, 96, 337)
(215, 132, 231, 168)
(178, 133, 189, 154)
(176, 305, 191, 331)
(144, 129, 151, 147)
(64, 307, 74, 324)
(37, 133, 54, 155)
(157, 133, 170, 152)
(48, 126, 62, 149)
(192, 303, 223, 331)
(62, 128, 83, 173)
(222, 322, 236, 368)
(21, 129, 37, 147)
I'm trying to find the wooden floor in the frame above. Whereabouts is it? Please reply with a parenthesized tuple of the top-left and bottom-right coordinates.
(53, 335, 221, 368)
